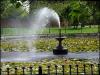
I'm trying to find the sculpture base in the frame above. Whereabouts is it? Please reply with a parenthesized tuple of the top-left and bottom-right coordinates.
(53, 48, 68, 55)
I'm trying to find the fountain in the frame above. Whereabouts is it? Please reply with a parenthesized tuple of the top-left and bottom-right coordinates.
(1, 7, 99, 63)
(33, 7, 68, 55)
(53, 28, 68, 55)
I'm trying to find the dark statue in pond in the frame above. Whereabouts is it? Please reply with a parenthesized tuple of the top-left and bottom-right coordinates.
(53, 29, 68, 55)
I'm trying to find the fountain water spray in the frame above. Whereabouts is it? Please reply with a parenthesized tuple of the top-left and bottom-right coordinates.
(28, 7, 61, 52)
(2, 7, 61, 53)
(30, 7, 68, 55)
(29, 7, 60, 32)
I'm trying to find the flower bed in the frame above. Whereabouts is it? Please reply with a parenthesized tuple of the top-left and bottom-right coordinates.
(1, 58, 99, 75)
(1, 37, 99, 52)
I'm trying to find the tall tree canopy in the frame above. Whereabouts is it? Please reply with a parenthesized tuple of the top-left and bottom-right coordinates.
(1, 0, 100, 27)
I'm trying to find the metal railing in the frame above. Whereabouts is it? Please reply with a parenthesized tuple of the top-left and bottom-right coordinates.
(1, 64, 100, 75)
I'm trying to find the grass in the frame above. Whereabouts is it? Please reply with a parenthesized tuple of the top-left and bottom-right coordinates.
(1, 25, 98, 36)
(43, 25, 98, 34)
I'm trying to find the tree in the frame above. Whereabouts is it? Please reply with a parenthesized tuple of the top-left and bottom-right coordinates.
(1, 0, 30, 19)
(1, 0, 99, 27)
(61, 1, 93, 28)
(87, 1, 100, 25)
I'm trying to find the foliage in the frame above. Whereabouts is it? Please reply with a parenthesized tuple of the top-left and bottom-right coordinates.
(1, 58, 98, 74)
(61, 1, 92, 28)
(1, 41, 29, 52)
(1, 38, 99, 52)
(1, 0, 100, 27)
(34, 38, 99, 52)
(30, 1, 100, 27)
(1, 0, 28, 18)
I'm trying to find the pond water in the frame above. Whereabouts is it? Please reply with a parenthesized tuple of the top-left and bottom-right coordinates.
(1, 51, 99, 63)
(1, 34, 99, 64)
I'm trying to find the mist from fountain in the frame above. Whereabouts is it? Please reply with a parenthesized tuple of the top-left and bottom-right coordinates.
(2, 7, 61, 52)
(27, 7, 61, 52)
(29, 7, 60, 33)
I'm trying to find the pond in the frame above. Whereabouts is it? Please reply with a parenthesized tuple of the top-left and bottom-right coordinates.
(1, 51, 99, 64)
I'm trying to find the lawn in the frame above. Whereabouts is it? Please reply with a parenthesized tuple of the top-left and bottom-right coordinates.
(43, 26, 98, 34)
(1, 25, 98, 36)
